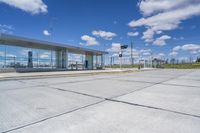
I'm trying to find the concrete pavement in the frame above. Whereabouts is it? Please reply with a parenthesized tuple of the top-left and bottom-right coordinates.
(0, 69, 200, 133)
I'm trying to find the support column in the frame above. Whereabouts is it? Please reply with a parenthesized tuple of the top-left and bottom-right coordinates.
(56, 49, 68, 69)
(28, 51, 33, 68)
(101, 54, 104, 69)
(96, 55, 98, 69)
(56, 50, 61, 68)
(85, 53, 93, 69)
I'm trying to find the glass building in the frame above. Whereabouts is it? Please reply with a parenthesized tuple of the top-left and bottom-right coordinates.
(0, 34, 107, 72)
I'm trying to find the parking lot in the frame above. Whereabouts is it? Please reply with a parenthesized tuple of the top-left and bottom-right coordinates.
(0, 69, 200, 133)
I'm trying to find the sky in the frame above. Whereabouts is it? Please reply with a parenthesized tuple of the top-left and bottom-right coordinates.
(0, 0, 200, 63)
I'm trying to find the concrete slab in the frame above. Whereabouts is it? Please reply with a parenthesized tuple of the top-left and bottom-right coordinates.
(112, 75, 171, 83)
(0, 80, 38, 91)
(115, 84, 200, 116)
(49, 79, 153, 98)
(164, 79, 200, 87)
(0, 86, 102, 132)
(8, 101, 200, 133)
(1, 69, 200, 133)
(177, 70, 200, 81)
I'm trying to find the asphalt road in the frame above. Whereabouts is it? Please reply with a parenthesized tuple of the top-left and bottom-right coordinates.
(0, 69, 200, 133)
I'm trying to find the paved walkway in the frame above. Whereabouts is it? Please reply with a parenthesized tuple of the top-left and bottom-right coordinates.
(0, 69, 200, 133)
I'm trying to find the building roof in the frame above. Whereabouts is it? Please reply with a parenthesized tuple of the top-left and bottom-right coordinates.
(0, 33, 108, 55)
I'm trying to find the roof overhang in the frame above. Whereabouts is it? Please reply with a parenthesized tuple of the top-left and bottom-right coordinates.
(0, 34, 108, 55)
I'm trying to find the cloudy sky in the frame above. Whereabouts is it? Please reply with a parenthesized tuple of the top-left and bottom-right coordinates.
(0, 0, 200, 61)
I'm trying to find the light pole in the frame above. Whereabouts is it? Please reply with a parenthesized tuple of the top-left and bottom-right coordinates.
(131, 42, 133, 65)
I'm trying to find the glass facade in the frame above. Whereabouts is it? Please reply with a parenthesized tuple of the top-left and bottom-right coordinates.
(0, 44, 105, 70)
(68, 53, 85, 70)
(0, 44, 57, 68)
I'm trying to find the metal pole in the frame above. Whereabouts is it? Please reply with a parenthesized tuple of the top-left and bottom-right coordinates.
(131, 42, 133, 65)
(120, 49, 122, 69)
(37, 52, 39, 68)
(51, 50, 53, 68)
(4, 45, 6, 68)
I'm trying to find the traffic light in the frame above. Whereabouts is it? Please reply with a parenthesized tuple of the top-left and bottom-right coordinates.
(121, 45, 128, 49)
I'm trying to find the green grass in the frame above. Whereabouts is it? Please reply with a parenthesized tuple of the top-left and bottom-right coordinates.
(162, 63, 200, 69)
(105, 63, 200, 69)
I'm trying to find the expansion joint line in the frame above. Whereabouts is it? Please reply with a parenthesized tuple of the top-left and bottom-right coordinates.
(106, 99, 200, 119)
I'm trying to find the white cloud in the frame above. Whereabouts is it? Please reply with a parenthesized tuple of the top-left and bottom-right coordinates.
(153, 35, 171, 46)
(173, 36, 184, 40)
(0, 0, 48, 14)
(92, 30, 117, 40)
(172, 44, 200, 55)
(43, 30, 51, 36)
(141, 29, 154, 42)
(81, 35, 99, 46)
(129, 0, 200, 44)
(169, 51, 178, 56)
(173, 45, 182, 51)
(158, 53, 165, 57)
(138, 0, 192, 16)
(154, 53, 166, 59)
(127, 32, 139, 37)
(182, 44, 200, 51)
(0, 24, 14, 34)
(106, 43, 121, 52)
(140, 49, 152, 56)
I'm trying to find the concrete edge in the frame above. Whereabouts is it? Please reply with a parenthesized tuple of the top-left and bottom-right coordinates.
(0, 70, 138, 81)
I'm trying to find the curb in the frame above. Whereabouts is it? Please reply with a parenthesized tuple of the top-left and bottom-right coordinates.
(0, 70, 137, 81)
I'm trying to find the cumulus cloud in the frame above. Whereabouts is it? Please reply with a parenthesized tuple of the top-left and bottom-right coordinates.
(138, 0, 194, 16)
(140, 49, 152, 56)
(169, 51, 178, 56)
(43, 30, 51, 36)
(173, 44, 200, 54)
(92, 30, 117, 40)
(127, 32, 139, 37)
(0, 0, 48, 14)
(153, 35, 171, 46)
(0, 24, 14, 34)
(154, 53, 166, 59)
(80, 35, 99, 46)
(129, 0, 200, 44)
(106, 43, 121, 52)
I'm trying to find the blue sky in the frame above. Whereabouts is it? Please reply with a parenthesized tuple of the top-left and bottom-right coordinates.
(0, 0, 200, 62)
